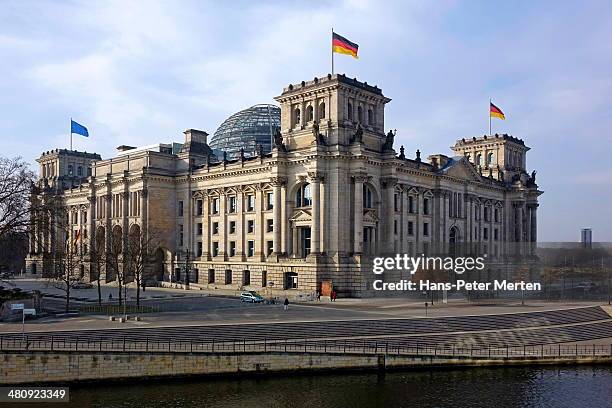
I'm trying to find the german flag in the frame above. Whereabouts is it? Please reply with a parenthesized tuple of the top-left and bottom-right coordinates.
(490, 102, 505, 120)
(332, 32, 358, 59)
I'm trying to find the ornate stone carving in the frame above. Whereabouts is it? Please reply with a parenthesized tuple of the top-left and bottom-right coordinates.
(269, 176, 287, 187)
(350, 124, 363, 144)
(382, 129, 396, 151)
(307, 171, 325, 183)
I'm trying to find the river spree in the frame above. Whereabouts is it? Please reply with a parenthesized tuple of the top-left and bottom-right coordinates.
(40, 365, 612, 408)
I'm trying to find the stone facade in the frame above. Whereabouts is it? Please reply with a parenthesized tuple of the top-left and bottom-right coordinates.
(25, 74, 542, 297)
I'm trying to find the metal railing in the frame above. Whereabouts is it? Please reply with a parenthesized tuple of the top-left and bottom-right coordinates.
(1, 336, 611, 359)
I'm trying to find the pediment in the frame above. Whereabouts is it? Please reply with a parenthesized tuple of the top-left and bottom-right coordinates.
(363, 209, 379, 223)
(290, 209, 312, 222)
(441, 157, 482, 182)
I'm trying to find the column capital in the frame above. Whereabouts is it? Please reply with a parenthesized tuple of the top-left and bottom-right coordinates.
(352, 173, 369, 183)
(141, 188, 149, 198)
(270, 176, 287, 187)
(307, 171, 325, 183)
(380, 176, 398, 189)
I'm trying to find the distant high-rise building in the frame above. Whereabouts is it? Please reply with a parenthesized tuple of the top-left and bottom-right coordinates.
(581, 228, 592, 248)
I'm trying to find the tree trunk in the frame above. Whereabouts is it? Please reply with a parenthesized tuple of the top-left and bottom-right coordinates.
(96, 267, 102, 307)
(65, 284, 70, 313)
(136, 275, 141, 307)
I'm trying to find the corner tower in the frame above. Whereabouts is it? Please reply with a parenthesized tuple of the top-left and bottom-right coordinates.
(452, 134, 530, 182)
(274, 74, 391, 151)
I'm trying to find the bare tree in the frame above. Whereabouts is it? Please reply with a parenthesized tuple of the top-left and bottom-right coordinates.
(0, 156, 36, 239)
(49, 244, 84, 312)
(107, 227, 125, 306)
(125, 226, 160, 306)
(88, 230, 105, 307)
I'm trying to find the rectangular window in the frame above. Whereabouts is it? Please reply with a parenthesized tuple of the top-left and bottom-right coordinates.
(423, 222, 429, 237)
(423, 198, 430, 215)
(246, 194, 255, 212)
(196, 199, 203, 216)
(494, 228, 499, 241)
(408, 221, 414, 236)
(212, 222, 219, 235)
(178, 201, 184, 217)
(408, 196, 415, 213)
(394, 220, 398, 235)
(228, 196, 236, 213)
(229, 221, 236, 234)
(197, 242, 203, 257)
(208, 269, 215, 284)
(266, 192, 274, 210)
(212, 242, 219, 257)
(247, 220, 255, 234)
(197, 223, 203, 235)
(247, 240, 255, 257)
(266, 219, 274, 233)
(484, 227, 489, 240)
(484, 207, 490, 222)
(494, 208, 499, 223)
(211, 198, 219, 214)
(262, 270, 267, 287)
(394, 194, 399, 212)
(266, 240, 274, 256)
(229, 241, 236, 257)
(242, 270, 250, 286)
(179, 224, 184, 246)
(225, 269, 232, 285)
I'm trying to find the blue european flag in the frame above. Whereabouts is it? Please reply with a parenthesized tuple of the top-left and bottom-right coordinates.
(71, 119, 89, 137)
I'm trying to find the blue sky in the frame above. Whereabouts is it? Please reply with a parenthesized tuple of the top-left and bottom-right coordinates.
(1, 0, 611, 242)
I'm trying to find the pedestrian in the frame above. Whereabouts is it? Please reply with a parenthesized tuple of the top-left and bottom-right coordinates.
(108, 293, 113, 301)
(283, 297, 289, 311)
(331, 290, 337, 302)
(316, 291, 321, 302)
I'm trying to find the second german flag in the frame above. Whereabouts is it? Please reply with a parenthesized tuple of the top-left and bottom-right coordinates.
(332, 32, 359, 59)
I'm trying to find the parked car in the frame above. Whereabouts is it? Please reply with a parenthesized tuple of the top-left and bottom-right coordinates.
(240, 291, 264, 303)
(73, 282, 93, 289)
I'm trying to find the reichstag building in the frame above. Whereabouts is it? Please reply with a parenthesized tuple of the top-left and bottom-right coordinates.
(26, 74, 542, 297)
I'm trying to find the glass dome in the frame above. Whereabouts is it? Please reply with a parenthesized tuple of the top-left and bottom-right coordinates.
(209, 104, 280, 159)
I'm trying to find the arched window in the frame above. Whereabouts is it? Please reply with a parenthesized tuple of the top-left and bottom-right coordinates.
(465, 152, 471, 162)
(296, 183, 312, 207)
(476, 154, 482, 167)
(487, 152, 494, 167)
(319, 102, 325, 119)
(347, 102, 353, 120)
(68, 164, 73, 175)
(77, 166, 82, 176)
(294, 108, 301, 125)
(368, 109, 374, 125)
(307, 105, 314, 122)
(357, 106, 363, 123)
(363, 185, 373, 209)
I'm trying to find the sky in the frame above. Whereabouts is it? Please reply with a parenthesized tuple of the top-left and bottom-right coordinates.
(1, 0, 611, 242)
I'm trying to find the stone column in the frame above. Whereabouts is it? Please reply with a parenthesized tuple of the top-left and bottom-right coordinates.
(382, 177, 397, 255)
(236, 188, 244, 259)
(255, 187, 264, 260)
(218, 190, 226, 260)
(271, 177, 285, 255)
(353, 174, 366, 254)
(201, 192, 210, 260)
(140, 188, 148, 243)
(530, 204, 538, 243)
(309, 172, 323, 255)
(281, 182, 288, 255)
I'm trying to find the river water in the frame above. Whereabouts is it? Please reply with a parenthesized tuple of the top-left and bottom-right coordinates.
(31, 365, 612, 408)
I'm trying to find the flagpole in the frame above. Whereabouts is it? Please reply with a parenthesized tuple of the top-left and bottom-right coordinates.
(489, 99, 492, 136)
(331, 28, 334, 75)
(70, 117, 73, 150)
